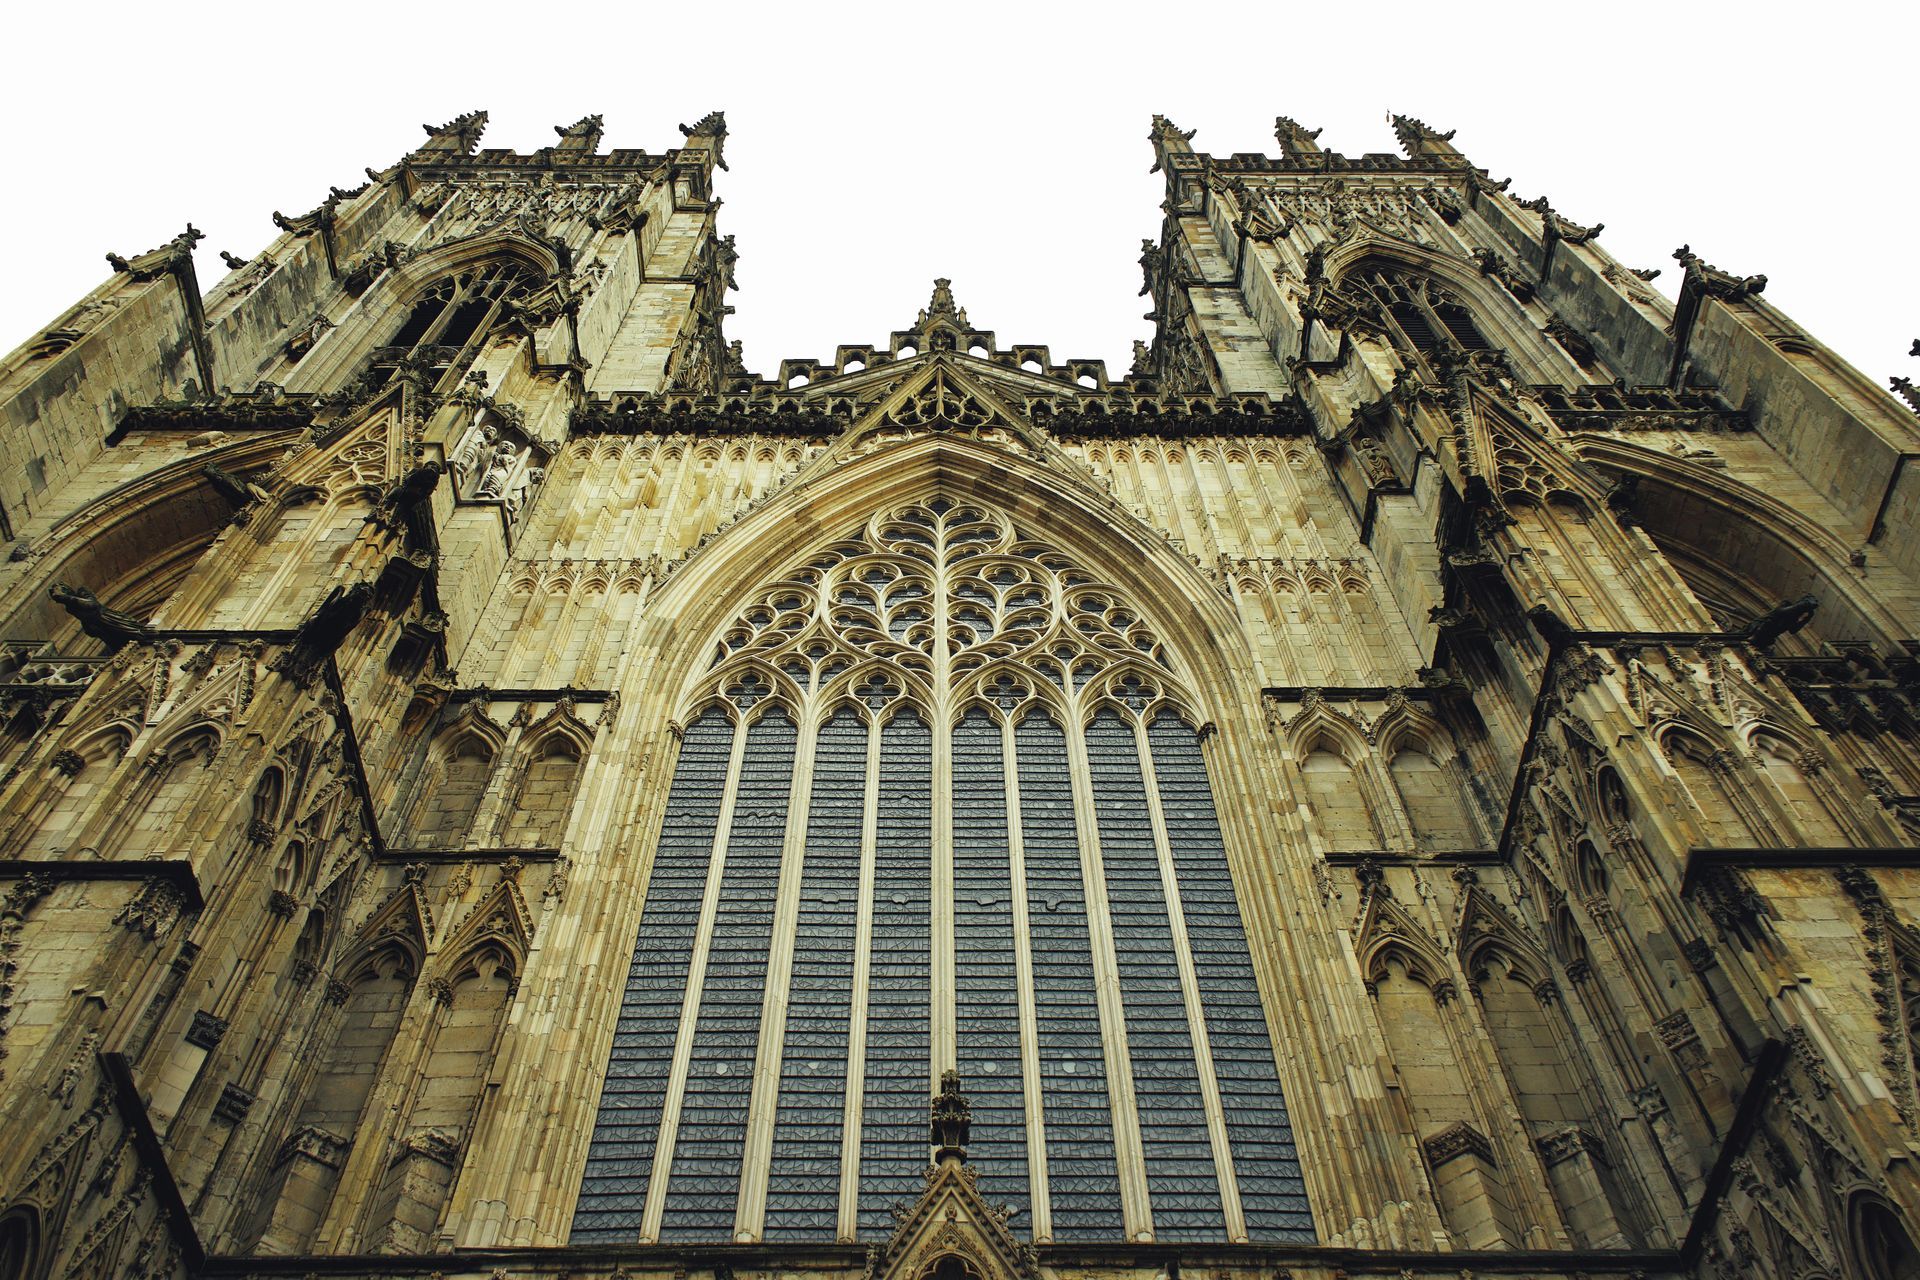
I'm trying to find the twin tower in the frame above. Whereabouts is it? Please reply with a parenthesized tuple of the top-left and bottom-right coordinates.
(0, 109, 1917, 1280)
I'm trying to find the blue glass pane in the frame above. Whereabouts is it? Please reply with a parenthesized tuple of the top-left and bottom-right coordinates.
(764, 708, 866, 1240)
(953, 709, 1031, 1225)
(660, 711, 798, 1240)
(1086, 709, 1224, 1240)
(1148, 714, 1313, 1239)
(1017, 711, 1123, 1240)
(572, 709, 735, 1244)
(859, 710, 932, 1237)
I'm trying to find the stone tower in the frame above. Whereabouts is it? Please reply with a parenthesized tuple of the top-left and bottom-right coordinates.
(0, 108, 1917, 1280)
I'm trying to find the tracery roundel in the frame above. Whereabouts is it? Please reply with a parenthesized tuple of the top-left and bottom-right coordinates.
(697, 496, 1186, 723)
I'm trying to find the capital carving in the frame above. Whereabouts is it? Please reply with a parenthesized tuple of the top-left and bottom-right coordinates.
(1421, 1120, 1495, 1169)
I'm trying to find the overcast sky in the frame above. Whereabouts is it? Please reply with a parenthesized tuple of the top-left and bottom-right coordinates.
(4, 3, 1915, 391)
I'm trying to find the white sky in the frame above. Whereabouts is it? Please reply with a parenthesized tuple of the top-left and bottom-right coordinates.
(3, 2, 1915, 391)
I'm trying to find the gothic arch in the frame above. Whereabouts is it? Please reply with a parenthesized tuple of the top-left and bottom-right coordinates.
(285, 235, 562, 395)
(1322, 241, 1572, 380)
(1851, 1193, 1920, 1280)
(559, 430, 1358, 1244)
(646, 436, 1243, 729)
(1574, 437, 1908, 647)
(0, 432, 287, 647)
(0, 1205, 39, 1280)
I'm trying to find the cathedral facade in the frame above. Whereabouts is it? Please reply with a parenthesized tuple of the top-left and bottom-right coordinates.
(0, 108, 1917, 1280)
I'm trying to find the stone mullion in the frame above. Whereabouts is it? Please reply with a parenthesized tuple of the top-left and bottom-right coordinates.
(1062, 703, 1154, 1240)
(1155, 446, 1203, 556)
(1135, 442, 1173, 538)
(1130, 714, 1248, 1241)
(999, 711, 1052, 1243)
(239, 499, 332, 631)
(202, 978, 339, 1248)
(1579, 887, 1732, 1138)
(1175, 444, 1221, 562)
(164, 515, 268, 628)
(1244, 444, 1299, 559)
(1221, 574, 1273, 691)
(733, 694, 820, 1241)
(454, 674, 661, 1248)
(1555, 968, 1693, 1220)
(638, 715, 749, 1243)
(834, 715, 882, 1243)
(1210, 442, 1260, 557)
(1206, 713, 1425, 1241)
(1364, 754, 1419, 852)
(1787, 747, 1893, 847)
(930, 526, 955, 1081)
(1286, 570, 1335, 685)
(1532, 978, 1677, 1235)
(466, 719, 525, 848)
(1104, 443, 1141, 521)
(1324, 581, 1372, 683)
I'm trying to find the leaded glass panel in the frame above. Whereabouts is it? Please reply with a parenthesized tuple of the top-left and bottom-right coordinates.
(572, 708, 734, 1242)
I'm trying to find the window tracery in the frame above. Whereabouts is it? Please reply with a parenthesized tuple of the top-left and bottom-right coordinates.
(1349, 267, 1493, 359)
(362, 262, 540, 393)
(576, 497, 1311, 1246)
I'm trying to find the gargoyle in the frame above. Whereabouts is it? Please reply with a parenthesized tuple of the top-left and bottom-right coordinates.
(1741, 594, 1818, 649)
(50, 583, 149, 651)
(378, 461, 444, 552)
(277, 581, 375, 684)
(202, 464, 270, 510)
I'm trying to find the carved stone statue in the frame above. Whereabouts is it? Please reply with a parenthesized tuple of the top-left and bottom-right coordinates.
(476, 441, 520, 499)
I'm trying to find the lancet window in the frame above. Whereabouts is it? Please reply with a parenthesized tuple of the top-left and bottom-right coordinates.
(574, 497, 1312, 1246)
(365, 262, 539, 391)
(1352, 267, 1492, 359)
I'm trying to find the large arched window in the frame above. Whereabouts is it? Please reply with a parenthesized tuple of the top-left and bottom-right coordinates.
(573, 498, 1313, 1246)
(364, 262, 540, 391)
(1351, 267, 1492, 358)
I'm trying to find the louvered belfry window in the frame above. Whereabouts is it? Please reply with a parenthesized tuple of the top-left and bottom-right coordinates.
(572, 498, 1313, 1245)
(366, 262, 539, 391)
(1361, 267, 1493, 356)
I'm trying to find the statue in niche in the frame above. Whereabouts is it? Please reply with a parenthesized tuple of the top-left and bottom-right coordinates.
(476, 441, 519, 499)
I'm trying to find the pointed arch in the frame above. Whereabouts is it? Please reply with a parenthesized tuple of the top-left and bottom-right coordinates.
(1353, 891, 1452, 992)
(0, 431, 290, 645)
(1573, 436, 1908, 648)
(336, 868, 424, 960)
(572, 433, 1323, 1246)
(1323, 240, 1574, 380)
(284, 234, 562, 395)
(404, 705, 506, 848)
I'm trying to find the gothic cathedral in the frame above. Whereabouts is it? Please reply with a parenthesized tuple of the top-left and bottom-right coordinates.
(1, 109, 1917, 1280)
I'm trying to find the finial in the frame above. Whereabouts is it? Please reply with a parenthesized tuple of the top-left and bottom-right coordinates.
(1391, 114, 1461, 160)
(1274, 116, 1324, 160)
(418, 110, 489, 156)
(931, 1069, 971, 1164)
(1150, 114, 1196, 144)
(106, 225, 204, 282)
(1148, 114, 1197, 172)
(553, 114, 605, 156)
(914, 278, 969, 332)
(678, 111, 729, 169)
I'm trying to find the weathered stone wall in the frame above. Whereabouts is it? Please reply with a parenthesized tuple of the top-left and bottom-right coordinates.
(0, 110, 1917, 1280)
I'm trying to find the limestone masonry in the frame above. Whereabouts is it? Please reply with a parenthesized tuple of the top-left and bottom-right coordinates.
(1, 109, 1918, 1280)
